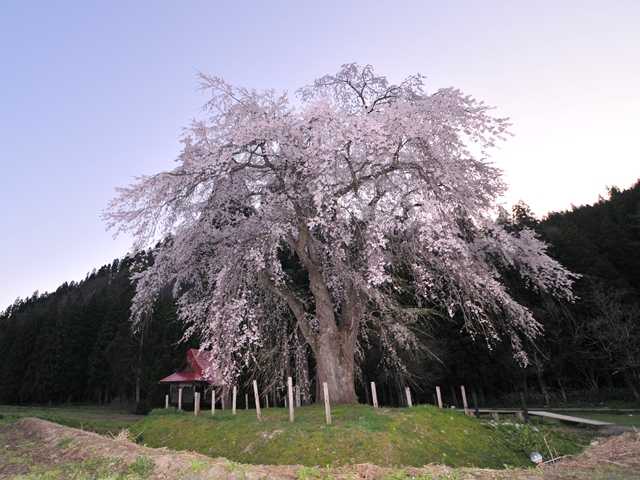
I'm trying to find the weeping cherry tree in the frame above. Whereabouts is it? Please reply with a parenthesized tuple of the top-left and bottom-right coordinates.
(105, 64, 576, 404)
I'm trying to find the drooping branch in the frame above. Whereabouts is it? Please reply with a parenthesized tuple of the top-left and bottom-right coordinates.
(258, 270, 317, 351)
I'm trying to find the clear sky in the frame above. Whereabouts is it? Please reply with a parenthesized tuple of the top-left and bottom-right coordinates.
(1, 1, 638, 310)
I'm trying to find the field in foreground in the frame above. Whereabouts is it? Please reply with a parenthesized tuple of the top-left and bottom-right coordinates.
(0, 404, 140, 435)
(2, 417, 639, 480)
(131, 405, 591, 468)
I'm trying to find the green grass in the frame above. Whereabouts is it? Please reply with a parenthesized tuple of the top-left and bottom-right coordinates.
(0, 404, 597, 470)
(131, 405, 591, 468)
(55, 436, 74, 449)
(0, 404, 141, 435)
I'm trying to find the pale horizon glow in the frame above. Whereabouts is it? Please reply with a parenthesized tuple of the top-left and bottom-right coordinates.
(1, 0, 638, 310)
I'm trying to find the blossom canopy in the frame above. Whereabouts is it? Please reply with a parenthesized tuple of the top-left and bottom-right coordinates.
(105, 63, 576, 403)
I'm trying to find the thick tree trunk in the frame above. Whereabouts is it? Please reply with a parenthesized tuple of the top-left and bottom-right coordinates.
(279, 222, 362, 404)
(314, 332, 358, 404)
(306, 244, 360, 404)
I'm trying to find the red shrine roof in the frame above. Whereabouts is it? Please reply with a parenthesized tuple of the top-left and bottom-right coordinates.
(159, 348, 224, 385)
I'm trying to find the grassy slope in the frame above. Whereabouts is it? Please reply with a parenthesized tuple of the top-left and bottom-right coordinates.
(132, 405, 590, 468)
(0, 404, 140, 435)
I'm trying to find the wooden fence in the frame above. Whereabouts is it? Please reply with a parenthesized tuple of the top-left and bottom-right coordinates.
(165, 380, 479, 424)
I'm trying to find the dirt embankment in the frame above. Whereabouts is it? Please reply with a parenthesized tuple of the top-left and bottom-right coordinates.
(0, 418, 638, 479)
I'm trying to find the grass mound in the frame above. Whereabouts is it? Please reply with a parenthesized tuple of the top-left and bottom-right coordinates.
(131, 405, 589, 468)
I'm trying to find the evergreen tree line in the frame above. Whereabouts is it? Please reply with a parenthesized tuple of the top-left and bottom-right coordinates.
(0, 254, 189, 410)
(409, 181, 640, 407)
(1, 182, 639, 408)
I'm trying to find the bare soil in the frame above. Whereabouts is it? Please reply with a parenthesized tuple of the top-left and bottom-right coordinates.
(0, 418, 638, 479)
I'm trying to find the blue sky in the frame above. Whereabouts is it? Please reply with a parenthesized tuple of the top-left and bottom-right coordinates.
(1, 1, 639, 309)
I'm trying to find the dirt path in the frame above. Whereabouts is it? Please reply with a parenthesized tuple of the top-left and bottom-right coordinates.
(0, 418, 638, 479)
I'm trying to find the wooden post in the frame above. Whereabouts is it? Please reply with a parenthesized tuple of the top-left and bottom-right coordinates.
(178, 387, 183, 411)
(252, 380, 262, 421)
(295, 385, 301, 407)
(405, 387, 413, 407)
(194, 392, 200, 416)
(323, 382, 331, 425)
(245, 393, 249, 410)
(211, 389, 216, 415)
(460, 385, 469, 416)
(165, 394, 169, 409)
(265, 395, 269, 409)
(221, 393, 225, 410)
(370, 382, 379, 408)
(287, 376, 295, 422)
(436, 386, 443, 408)
(232, 386, 237, 415)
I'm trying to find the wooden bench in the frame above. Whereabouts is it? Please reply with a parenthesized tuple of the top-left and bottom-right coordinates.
(528, 410, 613, 426)
(476, 409, 613, 426)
